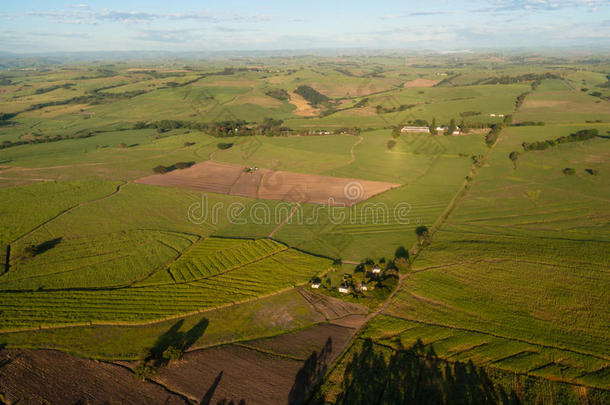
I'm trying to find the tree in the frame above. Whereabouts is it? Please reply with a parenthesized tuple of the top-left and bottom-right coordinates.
(562, 167, 576, 176)
(217, 142, 233, 150)
(133, 364, 157, 380)
(415, 226, 428, 237)
(24, 244, 39, 257)
(509, 151, 520, 168)
(429, 118, 437, 135)
(163, 346, 183, 362)
(445, 119, 456, 136)
(133, 121, 147, 129)
(394, 246, 409, 260)
(173, 161, 194, 170)
(415, 226, 430, 244)
(459, 119, 470, 134)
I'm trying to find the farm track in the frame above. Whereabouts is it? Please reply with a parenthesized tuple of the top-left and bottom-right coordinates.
(315, 94, 538, 395)
(442, 225, 610, 245)
(410, 257, 607, 273)
(268, 203, 300, 238)
(348, 135, 363, 164)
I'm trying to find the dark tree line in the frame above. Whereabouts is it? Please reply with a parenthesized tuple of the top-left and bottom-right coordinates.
(265, 88, 290, 101)
(522, 129, 598, 152)
(310, 339, 610, 405)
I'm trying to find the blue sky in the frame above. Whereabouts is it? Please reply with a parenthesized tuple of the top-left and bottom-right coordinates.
(0, 1, 608, 53)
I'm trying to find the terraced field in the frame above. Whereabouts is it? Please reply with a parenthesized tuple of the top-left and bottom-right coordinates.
(143, 238, 286, 284)
(321, 121, 610, 396)
(0, 236, 331, 330)
(1, 230, 197, 289)
(1, 55, 610, 403)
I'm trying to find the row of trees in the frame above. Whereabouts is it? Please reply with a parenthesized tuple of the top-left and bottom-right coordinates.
(152, 161, 194, 174)
(376, 104, 416, 114)
(1, 131, 94, 150)
(34, 82, 75, 94)
(474, 72, 561, 86)
(135, 118, 291, 137)
(265, 88, 290, 101)
(521, 129, 598, 151)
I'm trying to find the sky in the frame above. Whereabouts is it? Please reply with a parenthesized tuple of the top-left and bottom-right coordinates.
(0, 0, 609, 53)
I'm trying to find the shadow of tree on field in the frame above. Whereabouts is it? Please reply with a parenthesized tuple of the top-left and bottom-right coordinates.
(215, 399, 246, 405)
(200, 371, 223, 405)
(0, 343, 14, 371)
(320, 339, 522, 405)
(24, 237, 62, 258)
(288, 337, 333, 405)
(147, 317, 209, 367)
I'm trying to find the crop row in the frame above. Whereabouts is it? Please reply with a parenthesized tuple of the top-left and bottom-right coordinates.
(0, 247, 331, 329)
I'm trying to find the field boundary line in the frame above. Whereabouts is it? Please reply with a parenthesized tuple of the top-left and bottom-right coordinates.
(129, 233, 203, 287)
(268, 203, 300, 238)
(379, 313, 610, 362)
(232, 343, 306, 362)
(0, 283, 314, 334)
(353, 336, 610, 393)
(9, 180, 129, 246)
(108, 360, 192, 404)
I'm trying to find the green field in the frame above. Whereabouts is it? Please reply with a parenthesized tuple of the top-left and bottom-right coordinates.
(1, 54, 609, 401)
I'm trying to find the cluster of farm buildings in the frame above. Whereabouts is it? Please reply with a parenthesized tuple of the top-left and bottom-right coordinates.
(400, 126, 461, 135)
(311, 266, 382, 294)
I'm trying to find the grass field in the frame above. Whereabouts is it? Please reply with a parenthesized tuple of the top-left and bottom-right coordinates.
(0, 288, 357, 360)
(0, 240, 331, 330)
(363, 121, 610, 389)
(1, 55, 609, 401)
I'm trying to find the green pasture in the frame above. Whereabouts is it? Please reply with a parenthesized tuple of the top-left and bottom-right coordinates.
(0, 288, 326, 360)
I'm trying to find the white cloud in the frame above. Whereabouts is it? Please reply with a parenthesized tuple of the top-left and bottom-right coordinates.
(20, 8, 273, 25)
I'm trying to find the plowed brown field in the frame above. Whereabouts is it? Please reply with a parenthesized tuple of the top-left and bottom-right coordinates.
(135, 160, 399, 206)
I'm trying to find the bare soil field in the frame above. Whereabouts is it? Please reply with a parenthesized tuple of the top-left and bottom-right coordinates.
(0, 349, 186, 404)
(329, 313, 369, 328)
(149, 320, 358, 404)
(153, 345, 302, 404)
(135, 161, 243, 195)
(298, 288, 368, 319)
(135, 160, 399, 206)
(403, 78, 441, 87)
(241, 322, 356, 360)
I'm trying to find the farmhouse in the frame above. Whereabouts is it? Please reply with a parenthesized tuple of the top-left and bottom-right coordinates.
(359, 282, 368, 292)
(338, 284, 349, 294)
(372, 266, 381, 275)
(311, 281, 321, 289)
(436, 126, 461, 135)
(401, 126, 430, 134)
